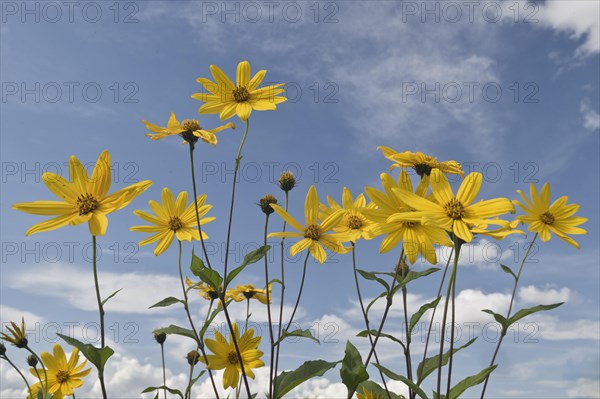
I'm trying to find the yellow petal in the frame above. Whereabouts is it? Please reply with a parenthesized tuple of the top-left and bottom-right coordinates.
(290, 238, 311, 256)
(236, 102, 253, 121)
(456, 172, 482, 206)
(13, 201, 74, 215)
(248, 69, 267, 91)
(429, 169, 454, 206)
(309, 242, 327, 264)
(25, 213, 76, 236)
(210, 64, 236, 91)
(89, 150, 112, 199)
(42, 173, 77, 202)
(219, 102, 238, 120)
(305, 186, 319, 225)
(69, 155, 89, 195)
(270, 204, 305, 232)
(237, 60, 251, 87)
(162, 187, 176, 216)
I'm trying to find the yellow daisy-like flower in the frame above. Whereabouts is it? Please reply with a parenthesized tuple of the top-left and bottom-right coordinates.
(142, 112, 235, 146)
(379, 147, 464, 178)
(268, 186, 350, 264)
(357, 388, 385, 399)
(389, 169, 515, 243)
(28, 344, 91, 399)
(319, 187, 375, 243)
(202, 323, 264, 390)
(364, 171, 451, 264)
(130, 187, 215, 256)
(230, 284, 272, 304)
(0, 318, 28, 348)
(185, 278, 243, 304)
(514, 183, 587, 248)
(12, 151, 152, 236)
(192, 60, 287, 121)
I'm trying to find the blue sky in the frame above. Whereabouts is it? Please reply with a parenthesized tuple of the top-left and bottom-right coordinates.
(1, 1, 599, 397)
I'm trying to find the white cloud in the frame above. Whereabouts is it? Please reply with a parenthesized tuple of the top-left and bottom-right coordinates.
(6, 262, 182, 314)
(580, 97, 600, 130)
(518, 285, 571, 305)
(537, 0, 600, 57)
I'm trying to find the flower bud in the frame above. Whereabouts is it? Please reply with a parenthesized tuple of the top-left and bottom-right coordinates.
(0, 343, 6, 356)
(154, 332, 167, 345)
(259, 194, 278, 215)
(278, 171, 296, 192)
(26, 354, 38, 367)
(186, 350, 200, 366)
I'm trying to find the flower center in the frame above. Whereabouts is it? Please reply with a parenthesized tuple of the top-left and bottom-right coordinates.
(76, 193, 99, 215)
(540, 211, 555, 225)
(232, 86, 250, 102)
(444, 198, 466, 220)
(347, 215, 363, 230)
(404, 221, 417, 228)
(168, 216, 183, 231)
(414, 163, 433, 177)
(227, 351, 239, 365)
(56, 370, 70, 383)
(181, 119, 200, 132)
(304, 224, 322, 241)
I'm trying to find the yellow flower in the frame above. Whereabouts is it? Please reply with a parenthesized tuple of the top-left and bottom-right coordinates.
(0, 318, 28, 348)
(319, 187, 375, 243)
(514, 183, 587, 248)
(130, 187, 215, 256)
(364, 171, 451, 264)
(388, 169, 515, 243)
(230, 284, 272, 304)
(13, 151, 152, 236)
(29, 344, 91, 399)
(268, 186, 350, 264)
(192, 61, 287, 121)
(379, 147, 464, 178)
(185, 278, 243, 304)
(357, 388, 385, 399)
(202, 323, 264, 389)
(142, 112, 235, 145)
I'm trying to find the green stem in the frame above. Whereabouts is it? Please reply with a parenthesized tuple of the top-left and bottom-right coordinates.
(272, 191, 289, 399)
(185, 362, 195, 399)
(177, 241, 220, 399)
(348, 250, 405, 399)
(402, 285, 414, 399)
(480, 234, 538, 399)
(263, 213, 276, 399)
(223, 119, 250, 281)
(436, 238, 462, 398)
(160, 343, 167, 399)
(417, 248, 453, 384)
(283, 252, 310, 332)
(351, 243, 391, 399)
(188, 142, 213, 270)
(2, 356, 32, 398)
(25, 348, 47, 395)
(90, 236, 108, 399)
(218, 118, 253, 398)
(445, 237, 460, 399)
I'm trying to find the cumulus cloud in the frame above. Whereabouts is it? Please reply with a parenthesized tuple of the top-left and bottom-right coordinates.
(580, 97, 600, 131)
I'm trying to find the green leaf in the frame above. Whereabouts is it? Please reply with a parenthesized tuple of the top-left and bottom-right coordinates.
(481, 309, 509, 331)
(500, 264, 516, 280)
(392, 268, 439, 292)
(372, 363, 429, 399)
(149, 296, 183, 309)
(365, 291, 387, 319)
(101, 288, 122, 306)
(416, 337, 477, 385)
(409, 297, 441, 336)
(275, 329, 320, 346)
(187, 370, 206, 392)
(357, 269, 390, 293)
(357, 380, 404, 399)
(153, 325, 197, 342)
(268, 278, 284, 287)
(356, 329, 406, 352)
(141, 385, 184, 398)
(274, 360, 340, 398)
(225, 245, 271, 286)
(340, 341, 369, 395)
(190, 248, 205, 276)
(508, 302, 564, 326)
(57, 334, 114, 376)
(446, 365, 497, 399)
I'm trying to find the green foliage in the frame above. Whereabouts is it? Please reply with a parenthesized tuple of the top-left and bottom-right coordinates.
(274, 360, 340, 398)
(57, 334, 114, 377)
(340, 341, 369, 395)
